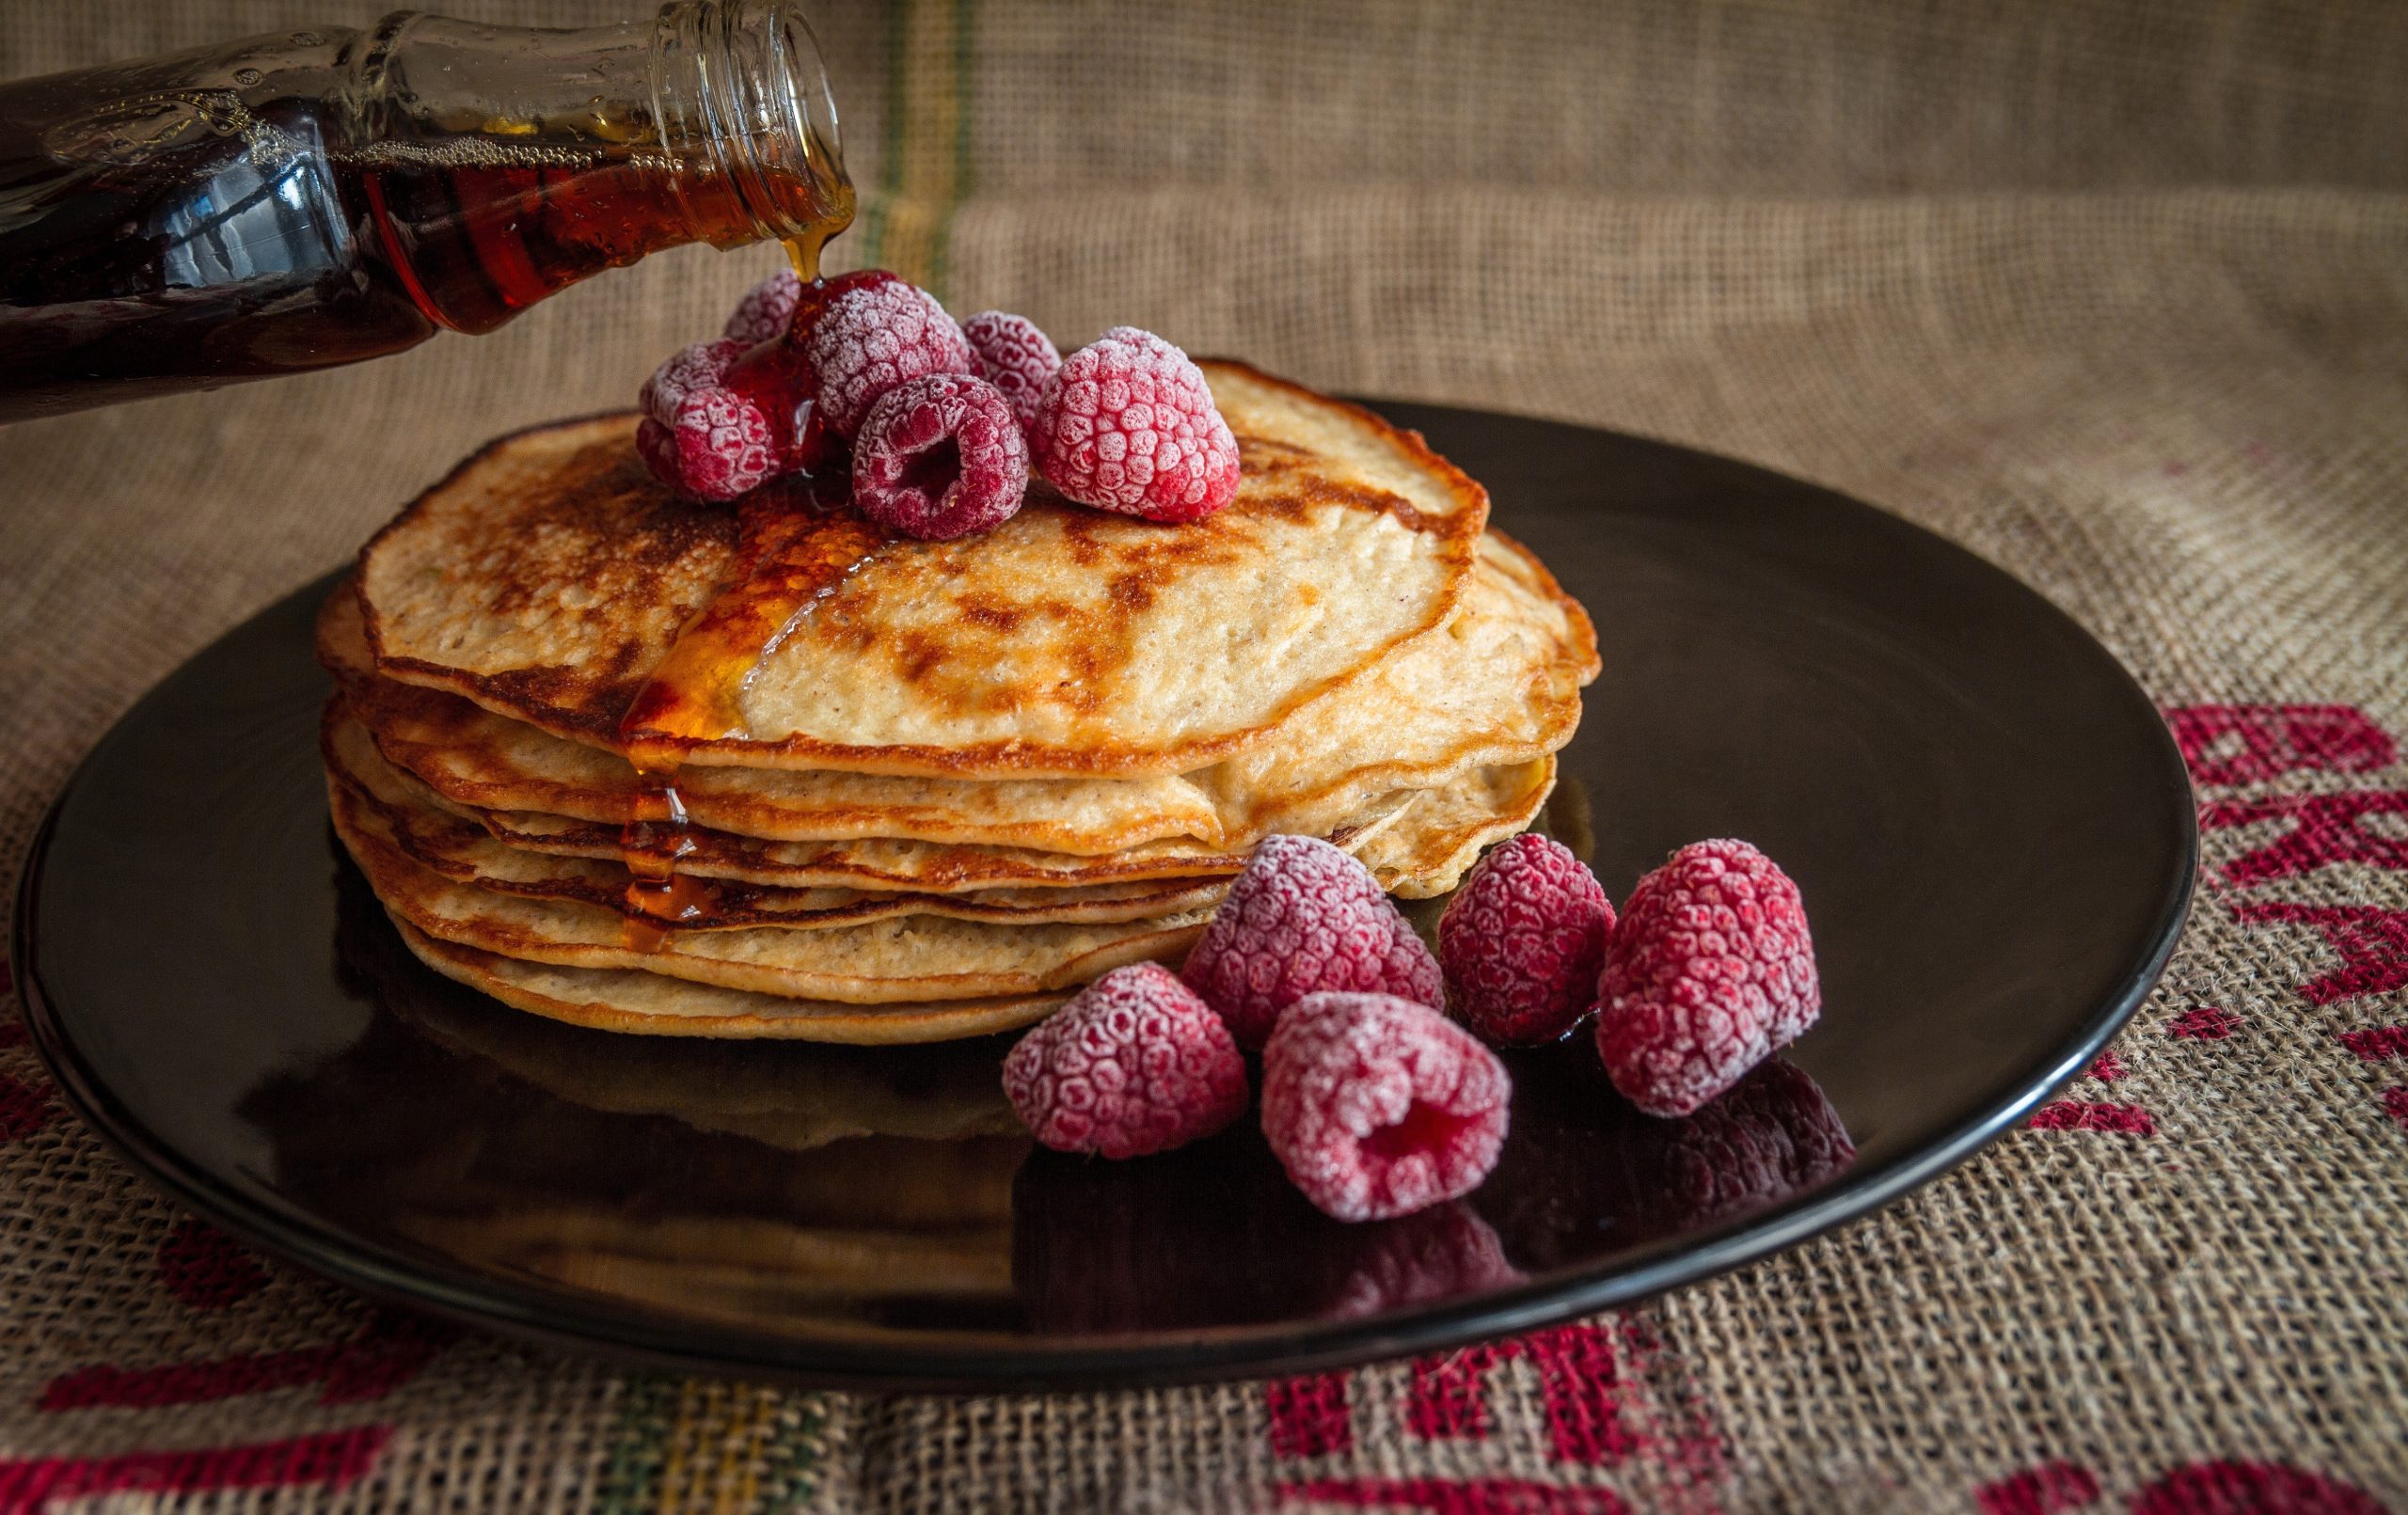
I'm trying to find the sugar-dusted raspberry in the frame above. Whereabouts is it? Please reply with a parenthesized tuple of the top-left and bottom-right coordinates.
(961, 310, 1060, 438)
(1261, 991, 1512, 1223)
(721, 337, 825, 474)
(804, 278, 975, 438)
(639, 337, 747, 425)
(1030, 326, 1241, 523)
(850, 373, 1030, 541)
(636, 388, 777, 503)
(1003, 962, 1249, 1160)
(1181, 834, 1443, 1050)
(1595, 839, 1820, 1117)
(1438, 834, 1614, 1046)
(723, 270, 802, 346)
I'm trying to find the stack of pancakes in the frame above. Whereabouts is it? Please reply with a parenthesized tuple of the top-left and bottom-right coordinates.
(320, 362, 1598, 1043)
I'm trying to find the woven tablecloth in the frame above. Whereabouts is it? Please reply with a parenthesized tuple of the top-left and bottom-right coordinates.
(5, 2, 2406, 1508)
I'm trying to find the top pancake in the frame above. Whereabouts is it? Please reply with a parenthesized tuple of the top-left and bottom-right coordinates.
(357, 362, 1486, 780)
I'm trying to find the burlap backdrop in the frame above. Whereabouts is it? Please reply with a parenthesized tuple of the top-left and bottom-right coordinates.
(4, 1, 2405, 1508)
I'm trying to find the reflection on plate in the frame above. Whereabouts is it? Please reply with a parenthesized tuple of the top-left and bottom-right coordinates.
(256, 844, 1850, 1338)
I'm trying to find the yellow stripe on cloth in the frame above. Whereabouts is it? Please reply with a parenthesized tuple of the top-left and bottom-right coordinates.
(653, 1379, 794, 1513)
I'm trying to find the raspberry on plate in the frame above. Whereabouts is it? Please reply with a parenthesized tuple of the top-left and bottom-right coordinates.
(1595, 839, 1821, 1117)
(1030, 326, 1241, 523)
(1438, 834, 1615, 1046)
(720, 337, 825, 474)
(1181, 834, 1443, 1050)
(722, 270, 802, 346)
(851, 373, 1030, 541)
(805, 278, 976, 438)
(638, 337, 747, 426)
(1002, 962, 1249, 1160)
(636, 387, 777, 503)
(961, 310, 1061, 439)
(1260, 991, 1513, 1223)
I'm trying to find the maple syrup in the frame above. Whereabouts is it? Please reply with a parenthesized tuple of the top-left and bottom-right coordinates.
(610, 424, 892, 949)
(0, 2, 850, 420)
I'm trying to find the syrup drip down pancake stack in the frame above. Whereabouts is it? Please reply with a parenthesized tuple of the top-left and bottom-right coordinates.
(320, 362, 1598, 1042)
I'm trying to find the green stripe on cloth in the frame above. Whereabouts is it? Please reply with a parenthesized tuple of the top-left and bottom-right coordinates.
(856, 0, 977, 297)
(596, 1374, 832, 1514)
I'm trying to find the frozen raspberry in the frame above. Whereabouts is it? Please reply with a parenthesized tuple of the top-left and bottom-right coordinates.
(1031, 326, 1242, 523)
(961, 310, 1060, 438)
(1261, 991, 1512, 1223)
(1181, 834, 1443, 1051)
(1003, 962, 1249, 1160)
(721, 337, 825, 474)
(722, 270, 802, 346)
(805, 278, 975, 438)
(1595, 839, 1820, 1117)
(639, 337, 747, 424)
(850, 373, 1030, 541)
(636, 388, 777, 503)
(1438, 834, 1614, 1046)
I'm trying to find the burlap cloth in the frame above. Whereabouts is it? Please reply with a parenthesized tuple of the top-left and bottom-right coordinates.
(5, 1, 2407, 1508)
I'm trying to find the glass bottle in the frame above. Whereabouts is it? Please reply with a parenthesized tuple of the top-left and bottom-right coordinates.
(0, 1, 850, 422)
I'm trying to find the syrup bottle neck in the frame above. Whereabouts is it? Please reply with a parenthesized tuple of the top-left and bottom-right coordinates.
(343, 1, 852, 328)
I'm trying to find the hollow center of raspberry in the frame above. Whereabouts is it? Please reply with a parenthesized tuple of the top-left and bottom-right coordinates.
(899, 435, 963, 502)
(1360, 1100, 1478, 1168)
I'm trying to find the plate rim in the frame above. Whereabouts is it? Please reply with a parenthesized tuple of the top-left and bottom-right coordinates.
(10, 405, 2198, 1391)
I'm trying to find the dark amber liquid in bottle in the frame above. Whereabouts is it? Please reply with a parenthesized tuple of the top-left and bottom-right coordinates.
(0, 106, 810, 419)
(0, 7, 853, 421)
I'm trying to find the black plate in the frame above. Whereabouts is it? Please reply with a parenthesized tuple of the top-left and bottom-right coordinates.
(14, 403, 2194, 1390)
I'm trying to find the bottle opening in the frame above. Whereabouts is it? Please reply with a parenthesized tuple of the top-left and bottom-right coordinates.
(653, 0, 855, 253)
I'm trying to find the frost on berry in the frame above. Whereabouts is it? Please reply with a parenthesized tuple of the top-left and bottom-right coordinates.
(636, 387, 777, 503)
(1182, 834, 1443, 1051)
(962, 309, 1061, 438)
(805, 278, 976, 437)
(1002, 962, 1248, 1160)
(1595, 838, 1821, 1117)
(721, 336, 829, 474)
(1030, 325, 1242, 523)
(1439, 833, 1615, 1047)
(1260, 991, 1512, 1223)
(851, 372, 1030, 541)
(723, 270, 802, 346)
(639, 338, 746, 425)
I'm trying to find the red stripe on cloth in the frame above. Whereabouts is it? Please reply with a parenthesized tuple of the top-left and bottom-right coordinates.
(154, 1218, 270, 1313)
(2028, 1101, 2156, 1135)
(2199, 789, 2408, 885)
(2339, 1026, 2408, 1062)
(2232, 904, 2408, 1007)
(0, 1074, 55, 1143)
(2166, 1006, 2242, 1040)
(39, 1308, 453, 1412)
(1275, 1477, 1629, 1514)
(1975, 1460, 2100, 1515)
(2163, 704, 2395, 786)
(1266, 1371, 1354, 1459)
(0, 1426, 388, 1509)
(2381, 1088, 2408, 1133)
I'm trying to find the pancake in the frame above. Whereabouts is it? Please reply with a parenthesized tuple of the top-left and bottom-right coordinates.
(338, 790, 1213, 1004)
(356, 362, 1489, 779)
(324, 529, 1594, 856)
(327, 707, 1233, 929)
(1357, 756, 1558, 897)
(394, 920, 1067, 1043)
(439, 761, 1546, 895)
